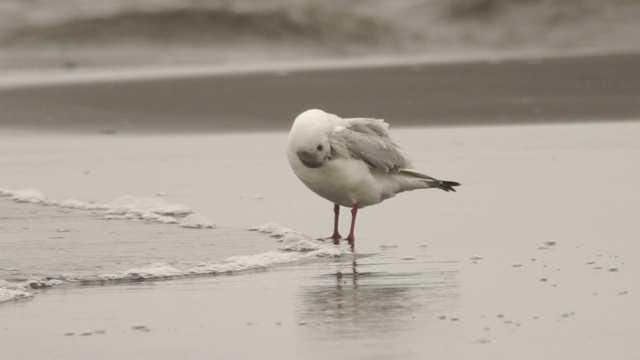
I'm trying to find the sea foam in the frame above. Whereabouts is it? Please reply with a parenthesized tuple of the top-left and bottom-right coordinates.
(0, 187, 210, 227)
(0, 280, 33, 302)
(180, 214, 216, 229)
(0, 188, 57, 205)
(0, 288, 33, 302)
(248, 222, 302, 239)
(0, 221, 349, 303)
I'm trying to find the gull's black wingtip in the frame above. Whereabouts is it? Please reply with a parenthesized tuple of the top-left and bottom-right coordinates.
(438, 181, 461, 192)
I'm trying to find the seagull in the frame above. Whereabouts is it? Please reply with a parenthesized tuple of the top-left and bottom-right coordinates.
(287, 109, 460, 249)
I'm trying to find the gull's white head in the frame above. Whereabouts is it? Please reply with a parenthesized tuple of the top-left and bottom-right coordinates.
(288, 109, 335, 169)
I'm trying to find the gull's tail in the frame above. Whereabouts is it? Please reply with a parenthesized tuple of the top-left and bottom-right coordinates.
(400, 170, 461, 192)
(437, 180, 460, 192)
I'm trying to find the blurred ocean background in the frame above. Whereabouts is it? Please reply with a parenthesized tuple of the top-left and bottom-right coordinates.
(1, 0, 639, 70)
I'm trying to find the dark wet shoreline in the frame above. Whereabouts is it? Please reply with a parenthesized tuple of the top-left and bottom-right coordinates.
(1, 52, 639, 134)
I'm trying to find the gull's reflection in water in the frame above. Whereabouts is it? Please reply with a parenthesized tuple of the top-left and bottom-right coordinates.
(298, 258, 459, 339)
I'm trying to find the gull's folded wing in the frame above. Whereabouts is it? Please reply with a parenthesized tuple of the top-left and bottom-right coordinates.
(329, 117, 413, 172)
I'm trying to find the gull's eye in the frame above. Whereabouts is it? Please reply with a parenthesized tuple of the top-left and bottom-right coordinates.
(316, 144, 324, 151)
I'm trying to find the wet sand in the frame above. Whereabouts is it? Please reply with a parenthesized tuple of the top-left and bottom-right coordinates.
(1, 53, 640, 359)
(1, 122, 639, 359)
(1, 52, 639, 133)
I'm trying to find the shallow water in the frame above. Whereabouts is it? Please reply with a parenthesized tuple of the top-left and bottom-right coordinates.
(1, 123, 639, 359)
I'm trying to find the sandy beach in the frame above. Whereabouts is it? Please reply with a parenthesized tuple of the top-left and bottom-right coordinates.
(1, 53, 640, 359)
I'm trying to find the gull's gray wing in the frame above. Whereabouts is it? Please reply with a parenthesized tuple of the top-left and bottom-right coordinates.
(328, 117, 413, 172)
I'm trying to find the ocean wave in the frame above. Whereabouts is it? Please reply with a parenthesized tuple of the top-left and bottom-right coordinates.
(0, 223, 350, 304)
(1, 7, 394, 49)
(180, 214, 216, 229)
(0, 187, 210, 227)
(0, 288, 33, 302)
(249, 223, 327, 251)
(249, 222, 302, 239)
(0, 1, 638, 59)
(0, 280, 33, 302)
(0, 188, 58, 205)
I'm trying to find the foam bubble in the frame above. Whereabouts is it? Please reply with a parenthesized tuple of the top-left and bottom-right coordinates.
(180, 214, 215, 229)
(0, 288, 33, 302)
(118, 208, 177, 224)
(279, 234, 323, 251)
(216, 246, 343, 272)
(101, 214, 127, 220)
(18, 234, 348, 287)
(0, 188, 57, 205)
(59, 199, 108, 210)
(189, 236, 347, 276)
(248, 223, 300, 238)
(122, 263, 185, 280)
(0, 280, 35, 303)
(26, 277, 66, 289)
(103, 195, 191, 223)
(108, 196, 191, 216)
(59, 199, 87, 208)
(0, 217, 348, 302)
(1, 187, 194, 226)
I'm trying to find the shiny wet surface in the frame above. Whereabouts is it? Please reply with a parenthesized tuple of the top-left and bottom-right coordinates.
(1, 123, 639, 359)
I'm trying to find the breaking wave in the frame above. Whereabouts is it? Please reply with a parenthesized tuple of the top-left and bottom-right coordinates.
(0, 1, 638, 70)
(1, 7, 395, 50)
(0, 187, 351, 303)
(0, 220, 351, 304)
(0, 281, 33, 302)
(0, 187, 206, 227)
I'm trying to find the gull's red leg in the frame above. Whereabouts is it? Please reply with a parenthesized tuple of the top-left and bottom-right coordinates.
(346, 204, 358, 250)
(332, 203, 341, 245)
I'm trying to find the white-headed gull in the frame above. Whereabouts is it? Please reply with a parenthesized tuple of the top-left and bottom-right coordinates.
(287, 109, 460, 248)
